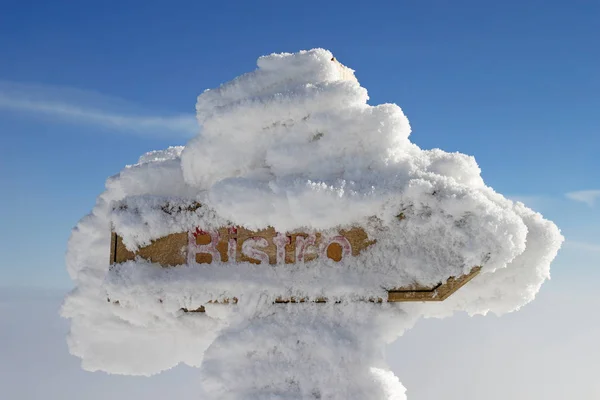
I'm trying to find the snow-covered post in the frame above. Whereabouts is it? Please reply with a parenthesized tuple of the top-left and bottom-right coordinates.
(62, 49, 563, 399)
(199, 303, 411, 400)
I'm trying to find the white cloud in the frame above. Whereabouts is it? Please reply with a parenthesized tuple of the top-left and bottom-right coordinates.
(0, 81, 197, 138)
(389, 276, 600, 399)
(2, 279, 599, 400)
(565, 190, 600, 207)
(0, 289, 202, 400)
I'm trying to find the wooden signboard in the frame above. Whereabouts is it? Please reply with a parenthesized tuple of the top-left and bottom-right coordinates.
(110, 215, 481, 309)
(111, 226, 376, 266)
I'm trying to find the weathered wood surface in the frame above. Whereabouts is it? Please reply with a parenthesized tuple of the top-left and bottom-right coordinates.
(110, 225, 481, 308)
(111, 226, 376, 266)
(110, 202, 481, 307)
(111, 232, 188, 265)
(386, 266, 481, 301)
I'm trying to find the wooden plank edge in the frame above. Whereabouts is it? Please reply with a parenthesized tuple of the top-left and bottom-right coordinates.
(387, 266, 482, 302)
(109, 232, 117, 265)
(174, 267, 482, 312)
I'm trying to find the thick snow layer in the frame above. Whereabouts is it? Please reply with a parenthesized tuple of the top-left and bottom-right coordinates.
(62, 49, 563, 399)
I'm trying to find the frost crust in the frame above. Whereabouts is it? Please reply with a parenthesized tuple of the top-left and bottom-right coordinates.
(62, 49, 563, 398)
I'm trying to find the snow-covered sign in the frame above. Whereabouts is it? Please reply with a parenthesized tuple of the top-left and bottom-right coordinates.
(110, 205, 482, 305)
(64, 49, 563, 399)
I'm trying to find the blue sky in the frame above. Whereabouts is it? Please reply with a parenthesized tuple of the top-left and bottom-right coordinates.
(0, 0, 598, 289)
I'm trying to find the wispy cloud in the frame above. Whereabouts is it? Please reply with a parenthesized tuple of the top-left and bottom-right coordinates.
(0, 81, 197, 137)
(563, 240, 600, 252)
(565, 190, 600, 207)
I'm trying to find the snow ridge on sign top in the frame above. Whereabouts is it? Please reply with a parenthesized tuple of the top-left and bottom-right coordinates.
(180, 50, 489, 234)
(62, 49, 563, 398)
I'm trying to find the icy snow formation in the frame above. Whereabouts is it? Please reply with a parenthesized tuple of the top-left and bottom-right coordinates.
(62, 49, 563, 399)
